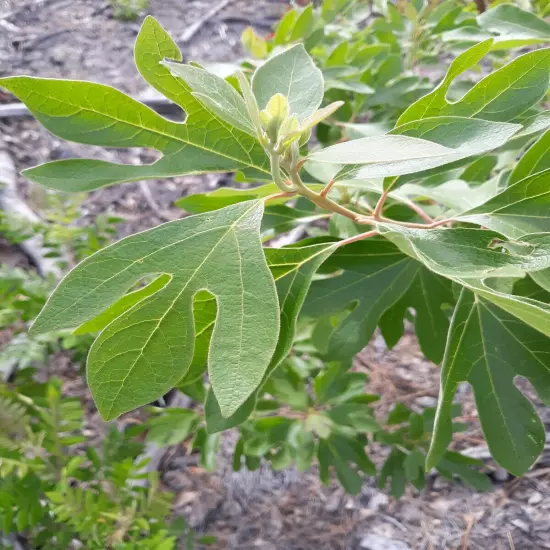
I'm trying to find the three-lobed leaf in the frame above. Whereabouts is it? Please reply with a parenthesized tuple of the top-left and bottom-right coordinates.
(427, 289, 550, 476)
(398, 44, 550, 125)
(303, 239, 419, 360)
(3, 17, 269, 193)
(31, 200, 280, 420)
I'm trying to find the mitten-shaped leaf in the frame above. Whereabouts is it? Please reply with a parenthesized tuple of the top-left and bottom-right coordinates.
(398, 45, 550, 124)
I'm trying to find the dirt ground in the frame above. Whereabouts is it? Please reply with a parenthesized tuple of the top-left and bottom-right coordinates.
(1, 1, 550, 549)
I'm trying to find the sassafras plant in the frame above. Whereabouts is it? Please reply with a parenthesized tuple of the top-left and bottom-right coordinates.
(3, 13, 550, 490)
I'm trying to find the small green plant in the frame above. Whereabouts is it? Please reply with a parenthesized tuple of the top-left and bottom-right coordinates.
(110, 0, 149, 21)
(2, 0, 550, 498)
(0, 375, 186, 549)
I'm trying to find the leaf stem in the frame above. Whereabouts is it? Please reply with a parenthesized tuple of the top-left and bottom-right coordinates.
(403, 199, 434, 224)
(372, 187, 390, 219)
(337, 229, 379, 247)
(320, 179, 336, 197)
(264, 191, 296, 202)
(288, 168, 373, 224)
(378, 216, 455, 229)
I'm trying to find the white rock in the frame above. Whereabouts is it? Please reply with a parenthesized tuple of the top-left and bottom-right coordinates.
(367, 492, 389, 511)
(360, 534, 411, 550)
(529, 492, 543, 505)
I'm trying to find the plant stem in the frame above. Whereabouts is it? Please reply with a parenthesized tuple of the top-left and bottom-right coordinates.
(288, 169, 373, 224)
(269, 151, 294, 192)
(270, 150, 454, 232)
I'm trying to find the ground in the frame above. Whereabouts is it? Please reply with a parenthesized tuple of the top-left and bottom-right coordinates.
(1, 1, 550, 549)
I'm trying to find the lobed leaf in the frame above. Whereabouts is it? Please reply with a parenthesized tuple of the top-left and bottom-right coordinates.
(161, 61, 256, 136)
(302, 239, 419, 360)
(4, 17, 269, 193)
(30, 200, 280, 420)
(379, 268, 454, 364)
(398, 45, 550, 125)
(427, 289, 550, 476)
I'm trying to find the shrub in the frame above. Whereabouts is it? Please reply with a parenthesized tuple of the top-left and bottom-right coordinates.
(2, 0, 550, 498)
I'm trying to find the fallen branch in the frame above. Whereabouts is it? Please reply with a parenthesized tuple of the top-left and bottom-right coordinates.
(0, 133, 61, 277)
(179, 0, 234, 43)
(0, 96, 183, 119)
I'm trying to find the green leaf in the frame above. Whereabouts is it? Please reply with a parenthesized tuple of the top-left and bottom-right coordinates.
(289, 4, 315, 42)
(302, 239, 419, 359)
(314, 364, 374, 406)
(288, 423, 315, 472)
(204, 242, 336, 433)
(459, 167, 550, 238)
(460, 156, 497, 183)
(379, 450, 406, 499)
(161, 61, 256, 136)
(398, 45, 550, 125)
(436, 451, 491, 491)
(175, 183, 325, 214)
(193, 428, 219, 471)
(273, 9, 298, 45)
(326, 117, 520, 182)
(377, 224, 550, 279)
(146, 408, 198, 446)
(478, 5, 550, 50)
(73, 275, 171, 335)
(509, 129, 550, 185)
(241, 27, 268, 59)
(319, 435, 374, 494)
(30, 200, 280, 420)
(6, 16, 269, 192)
(177, 291, 217, 387)
(516, 110, 550, 139)
(380, 267, 454, 363)
(427, 289, 550, 476)
(403, 450, 425, 488)
(252, 44, 324, 122)
(457, 277, 550, 338)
